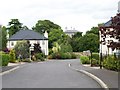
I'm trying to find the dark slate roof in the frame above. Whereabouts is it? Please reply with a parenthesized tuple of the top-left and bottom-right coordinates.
(64, 30, 79, 33)
(9, 30, 48, 41)
(104, 20, 112, 27)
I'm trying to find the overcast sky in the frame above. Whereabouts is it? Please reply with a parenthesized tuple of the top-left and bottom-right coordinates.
(0, 0, 119, 33)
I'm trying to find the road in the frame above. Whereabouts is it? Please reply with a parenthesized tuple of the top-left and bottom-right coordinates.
(2, 59, 102, 88)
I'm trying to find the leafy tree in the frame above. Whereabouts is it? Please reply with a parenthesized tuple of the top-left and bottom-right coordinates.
(60, 43, 73, 53)
(14, 40, 30, 59)
(86, 27, 99, 35)
(72, 32, 82, 38)
(52, 42, 61, 53)
(48, 29, 64, 48)
(70, 32, 83, 52)
(81, 33, 99, 52)
(8, 19, 23, 37)
(70, 37, 83, 52)
(0, 26, 7, 51)
(32, 20, 61, 34)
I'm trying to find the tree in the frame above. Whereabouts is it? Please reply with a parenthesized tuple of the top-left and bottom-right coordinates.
(32, 20, 61, 34)
(48, 29, 64, 48)
(8, 19, 23, 37)
(81, 33, 99, 52)
(14, 40, 30, 59)
(0, 26, 7, 51)
(70, 32, 83, 52)
(72, 32, 82, 38)
(86, 27, 99, 35)
(70, 27, 99, 52)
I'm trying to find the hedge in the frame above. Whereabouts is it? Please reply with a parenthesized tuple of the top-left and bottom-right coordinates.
(34, 53, 45, 61)
(0, 53, 9, 66)
(80, 56, 90, 64)
(47, 52, 77, 59)
(103, 55, 120, 71)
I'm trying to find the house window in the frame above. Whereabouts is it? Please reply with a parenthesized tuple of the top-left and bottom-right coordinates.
(11, 42, 14, 46)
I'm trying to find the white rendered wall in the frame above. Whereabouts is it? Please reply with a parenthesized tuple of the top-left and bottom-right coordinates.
(7, 40, 49, 55)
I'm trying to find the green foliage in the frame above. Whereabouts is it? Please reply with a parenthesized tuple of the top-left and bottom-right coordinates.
(92, 53, 99, 60)
(72, 32, 82, 38)
(60, 52, 72, 59)
(49, 29, 64, 48)
(48, 52, 76, 59)
(14, 41, 30, 59)
(9, 49, 16, 63)
(91, 53, 99, 66)
(81, 33, 99, 52)
(70, 37, 83, 52)
(22, 58, 31, 63)
(0, 26, 7, 51)
(70, 27, 99, 52)
(71, 53, 77, 59)
(0, 53, 9, 66)
(32, 20, 61, 34)
(86, 27, 99, 35)
(52, 42, 61, 53)
(103, 55, 120, 71)
(34, 53, 45, 61)
(60, 43, 73, 53)
(8, 19, 23, 37)
(80, 56, 90, 64)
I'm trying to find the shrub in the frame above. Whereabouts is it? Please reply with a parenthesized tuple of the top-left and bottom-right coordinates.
(14, 41, 29, 59)
(60, 43, 73, 53)
(91, 53, 99, 66)
(22, 58, 31, 63)
(34, 53, 45, 61)
(103, 55, 120, 71)
(91, 58, 99, 66)
(71, 53, 77, 59)
(0, 54, 9, 66)
(60, 52, 72, 59)
(9, 49, 16, 63)
(47, 55, 53, 59)
(48, 52, 76, 59)
(80, 56, 90, 64)
(92, 53, 99, 60)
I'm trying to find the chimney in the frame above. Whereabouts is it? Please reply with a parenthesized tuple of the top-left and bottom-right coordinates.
(44, 31, 48, 38)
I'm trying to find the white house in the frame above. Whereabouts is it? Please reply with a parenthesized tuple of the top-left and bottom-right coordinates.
(99, 1, 120, 55)
(99, 20, 117, 55)
(64, 29, 79, 37)
(7, 30, 49, 55)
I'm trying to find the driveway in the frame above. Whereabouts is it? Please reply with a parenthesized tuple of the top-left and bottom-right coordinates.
(2, 59, 102, 88)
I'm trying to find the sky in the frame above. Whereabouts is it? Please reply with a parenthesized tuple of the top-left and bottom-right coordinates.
(0, 0, 119, 33)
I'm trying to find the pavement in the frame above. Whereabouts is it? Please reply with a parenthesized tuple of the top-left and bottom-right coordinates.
(0, 62, 26, 75)
(69, 59, 119, 89)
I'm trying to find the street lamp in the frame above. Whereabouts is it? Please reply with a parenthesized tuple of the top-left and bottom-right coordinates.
(100, 42, 102, 69)
(99, 28, 103, 69)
